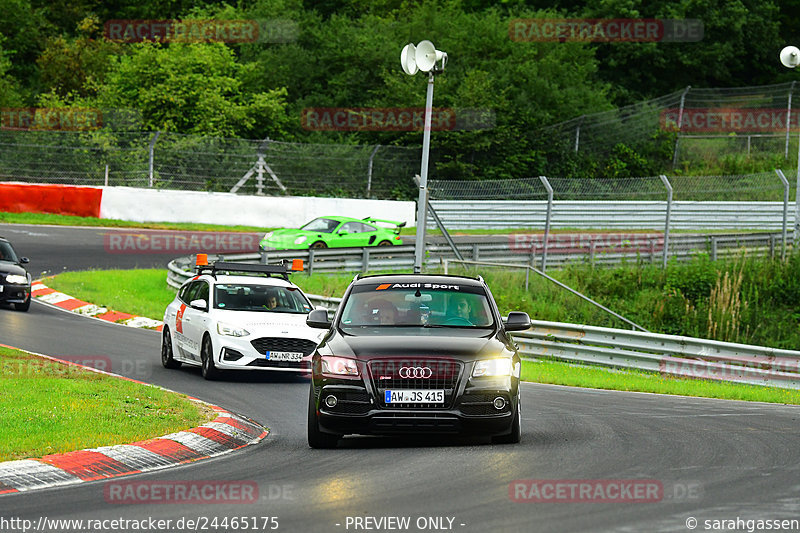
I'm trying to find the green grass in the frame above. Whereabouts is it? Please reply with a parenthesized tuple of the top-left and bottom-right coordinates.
(44, 269, 176, 321)
(0, 345, 214, 461)
(522, 359, 800, 404)
(0, 211, 268, 232)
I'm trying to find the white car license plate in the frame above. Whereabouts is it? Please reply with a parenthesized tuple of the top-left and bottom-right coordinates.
(266, 351, 303, 362)
(385, 389, 444, 404)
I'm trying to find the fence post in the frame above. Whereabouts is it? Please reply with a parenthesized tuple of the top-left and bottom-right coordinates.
(538, 175, 553, 272)
(104, 164, 109, 186)
(787, 81, 796, 159)
(574, 116, 585, 152)
(148, 131, 161, 187)
(776, 169, 790, 260)
(710, 236, 717, 261)
(367, 145, 380, 197)
(308, 249, 315, 275)
(362, 248, 370, 273)
(659, 175, 673, 267)
(672, 86, 691, 169)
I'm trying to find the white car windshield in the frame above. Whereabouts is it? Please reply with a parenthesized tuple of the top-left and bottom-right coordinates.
(214, 284, 312, 314)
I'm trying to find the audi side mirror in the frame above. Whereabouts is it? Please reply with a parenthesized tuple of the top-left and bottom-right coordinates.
(505, 312, 531, 332)
(307, 308, 332, 329)
(20, 257, 29, 264)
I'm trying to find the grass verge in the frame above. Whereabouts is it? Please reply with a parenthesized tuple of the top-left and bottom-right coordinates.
(0, 345, 214, 461)
(42, 268, 800, 405)
(44, 269, 176, 320)
(522, 359, 800, 405)
(0, 211, 268, 232)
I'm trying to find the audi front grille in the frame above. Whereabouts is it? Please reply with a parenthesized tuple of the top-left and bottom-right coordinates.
(368, 358, 463, 409)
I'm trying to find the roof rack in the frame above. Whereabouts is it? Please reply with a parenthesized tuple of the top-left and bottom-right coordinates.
(196, 260, 302, 281)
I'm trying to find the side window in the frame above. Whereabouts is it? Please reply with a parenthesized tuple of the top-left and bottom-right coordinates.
(179, 282, 197, 304)
(340, 222, 360, 234)
(360, 223, 376, 232)
(193, 282, 210, 310)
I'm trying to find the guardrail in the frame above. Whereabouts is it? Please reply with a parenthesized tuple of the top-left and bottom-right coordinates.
(167, 257, 800, 390)
(516, 320, 800, 390)
(166, 231, 791, 284)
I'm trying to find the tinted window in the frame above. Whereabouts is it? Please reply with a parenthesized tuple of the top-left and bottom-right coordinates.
(301, 218, 340, 233)
(340, 282, 495, 328)
(0, 241, 19, 263)
(214, 283, 313, 314)
(340, 222, 362, 234)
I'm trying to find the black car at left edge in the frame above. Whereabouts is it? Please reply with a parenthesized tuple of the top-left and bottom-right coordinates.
(0, 236, 31, 312)
(305, 273, 532, 448)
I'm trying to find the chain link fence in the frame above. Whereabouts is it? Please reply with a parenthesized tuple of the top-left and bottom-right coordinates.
(0, 130, 421, 200)
(539, 82, 800, 170)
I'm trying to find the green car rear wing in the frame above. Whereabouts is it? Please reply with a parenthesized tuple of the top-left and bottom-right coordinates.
(362, 217, 406, 235)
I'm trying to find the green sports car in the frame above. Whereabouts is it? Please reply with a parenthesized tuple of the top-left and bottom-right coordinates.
(259, 216, 405, 251)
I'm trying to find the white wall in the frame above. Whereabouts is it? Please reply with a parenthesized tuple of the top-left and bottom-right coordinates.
(100, 187, 417, 227)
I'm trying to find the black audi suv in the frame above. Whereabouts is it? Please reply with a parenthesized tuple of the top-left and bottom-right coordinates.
(0, 236, 32, 312)
(305, 273, 531, 448)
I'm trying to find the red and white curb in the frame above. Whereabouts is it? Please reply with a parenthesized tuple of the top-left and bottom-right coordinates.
(0, 347, 268, 495)
(0, 407, 267, 494)
(31, 282, 164, 330)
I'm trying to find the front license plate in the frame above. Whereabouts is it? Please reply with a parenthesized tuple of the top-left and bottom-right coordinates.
(265, 351, 303, 362)
(385, 389, 444, 404)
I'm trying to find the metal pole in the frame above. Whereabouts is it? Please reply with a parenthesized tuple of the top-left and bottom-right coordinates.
(672, 86, 691, 169)
(776, 169, 790, 260)
(787, 81, 796, 159)
(796, 132, 800, 246)
(104, 164, 109, 186)
(659, 175, 673, 267)
(574, 116, 584, 153)
(414, 73, 435, 273)
(148, 131, 161, 187)
(539, 175, 553, 272)
(367, 145, 380, 198)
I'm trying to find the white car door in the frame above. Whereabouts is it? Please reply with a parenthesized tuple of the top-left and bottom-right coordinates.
(180, 280, 211, 362)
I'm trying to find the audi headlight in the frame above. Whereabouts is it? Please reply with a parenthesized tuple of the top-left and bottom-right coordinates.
(217, 322, 250, 337)
(320, 356, 359, 377)
(294, 236, 308, 245)
(5, 274, 27, 285)
(472, 358, 515, 378)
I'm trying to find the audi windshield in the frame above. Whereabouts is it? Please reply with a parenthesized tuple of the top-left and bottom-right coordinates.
(338, 283, 496, 330)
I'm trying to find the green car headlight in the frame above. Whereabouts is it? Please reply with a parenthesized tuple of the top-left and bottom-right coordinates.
(294, 236, 308, 245)
(262, 231, 274, 240)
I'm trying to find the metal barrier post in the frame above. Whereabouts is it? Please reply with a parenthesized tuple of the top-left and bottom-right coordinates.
(659, 175, 673, 267)
(148, 131, 161, 187)
(776, 169, 790, 260)
(539, 175, 553, 272)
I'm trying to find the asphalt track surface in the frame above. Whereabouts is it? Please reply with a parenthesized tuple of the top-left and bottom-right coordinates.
(2, 223, 800, 533)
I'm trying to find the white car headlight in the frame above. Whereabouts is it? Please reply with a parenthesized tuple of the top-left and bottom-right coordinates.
(294, 236, 308, 245)
(262, 232, 274, 240)
(472, 358, 514, 378)
(217, 322, 250, 337)
(5, 274, 27, 284)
